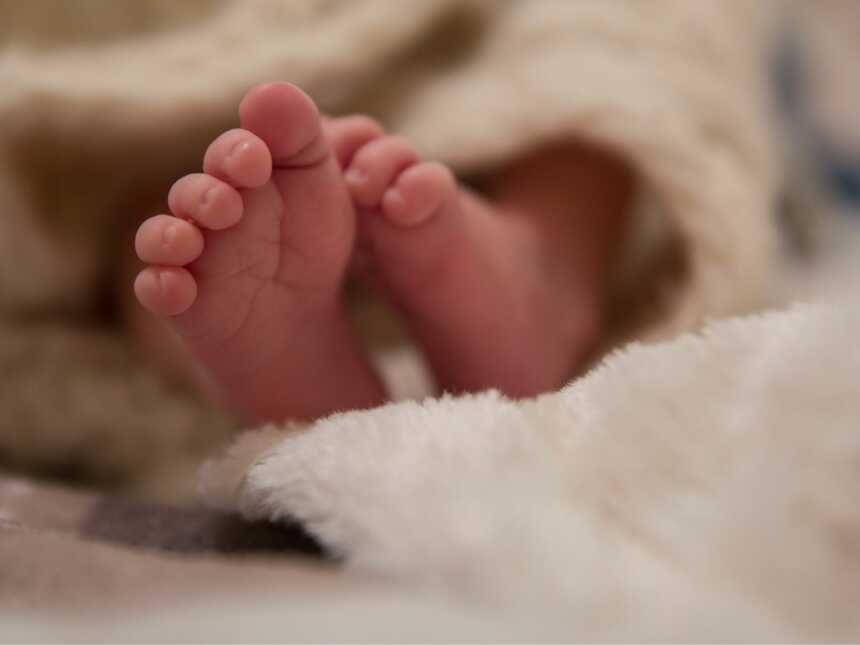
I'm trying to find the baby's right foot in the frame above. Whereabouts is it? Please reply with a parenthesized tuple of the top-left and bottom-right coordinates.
(333, 124, 627, 397)
(134, 83, 384, 423)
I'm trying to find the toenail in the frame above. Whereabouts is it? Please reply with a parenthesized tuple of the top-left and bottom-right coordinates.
(200, 185, 215, 210)
(162, 224, 178, 246)
(229, 140, 251, 160)
(383, 188, 406, 212)
(345, 167, 366, 184)
(157, 270, 169, 295)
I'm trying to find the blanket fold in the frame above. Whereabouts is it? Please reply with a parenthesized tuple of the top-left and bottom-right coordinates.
(202, 301, 860, 641)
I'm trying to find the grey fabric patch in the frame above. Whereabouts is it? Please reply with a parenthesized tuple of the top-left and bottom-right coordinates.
(81, 496, 324, 556)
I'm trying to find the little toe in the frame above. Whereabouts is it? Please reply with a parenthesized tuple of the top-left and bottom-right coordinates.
(203, 129, 272, 188)
(168, 173, 244, 230)
(381, 162, 457, 227)
(324, 115, 384, 169)
(135, 214, 204, 265)
(134, 266, 198, 317)
(346, 136, 419, 209)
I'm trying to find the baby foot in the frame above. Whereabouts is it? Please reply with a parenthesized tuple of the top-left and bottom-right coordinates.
(134, 83, 384, 423)
(335, 125, 619, 397)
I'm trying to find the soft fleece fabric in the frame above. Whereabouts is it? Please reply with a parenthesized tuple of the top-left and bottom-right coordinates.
(4, 297, 859, 641)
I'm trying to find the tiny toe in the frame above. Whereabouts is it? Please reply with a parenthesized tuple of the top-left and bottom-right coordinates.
(134, 266, 198, 316)
(135, 215, 204, 265)
(168, 173, 243, 230)
(203, 129, 272, 188)
(324, 115, 384, 168)
(381, 162, 457, 226)
(346, 136, 419, 209)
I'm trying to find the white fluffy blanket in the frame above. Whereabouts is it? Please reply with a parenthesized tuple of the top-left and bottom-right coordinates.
(7, 293, 857, 642)
(190, 292, 860, 641)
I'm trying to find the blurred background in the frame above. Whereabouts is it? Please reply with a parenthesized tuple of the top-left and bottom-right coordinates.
(775, 0, 860, 300)
(0, 0, 857, 502)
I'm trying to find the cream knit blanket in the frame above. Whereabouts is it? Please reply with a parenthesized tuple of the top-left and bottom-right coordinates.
(0, 1, 776, 495)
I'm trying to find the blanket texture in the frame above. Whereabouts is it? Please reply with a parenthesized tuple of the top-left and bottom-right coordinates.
(4, 296, 859, 641)
(0, 0, 777, 497)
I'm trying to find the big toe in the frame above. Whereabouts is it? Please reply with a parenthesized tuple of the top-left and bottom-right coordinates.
(239, 82, 328, 167)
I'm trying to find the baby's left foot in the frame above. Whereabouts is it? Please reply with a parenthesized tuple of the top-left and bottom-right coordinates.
(332, 122, 631, 397)
(134, 83, 385, 423)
